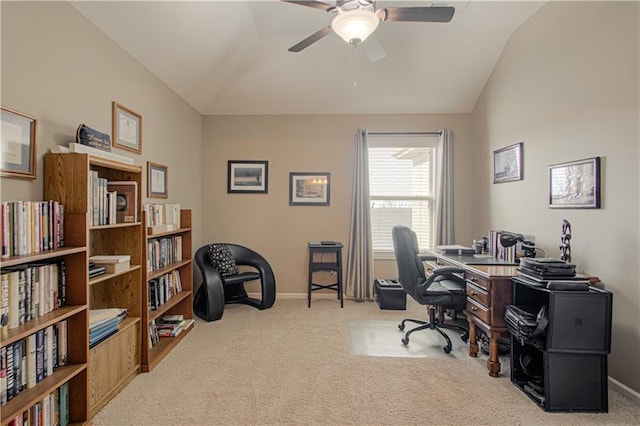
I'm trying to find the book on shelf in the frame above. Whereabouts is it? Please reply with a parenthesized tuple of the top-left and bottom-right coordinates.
(143, 203, 181, 234)
(1, 200, 64, 258)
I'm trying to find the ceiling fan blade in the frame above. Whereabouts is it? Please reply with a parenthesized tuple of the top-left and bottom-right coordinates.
(280, 1, 334, 12)
(379, 7, 455, 23)
(363, 34, 386, 62)
(288, 26, 333, 52)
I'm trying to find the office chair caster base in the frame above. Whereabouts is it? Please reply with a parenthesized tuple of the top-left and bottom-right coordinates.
(401, 336, 409, 346)
(443, 345, 452, 354)
(461, 332, 469, 342)
(398, 323, 405, 331)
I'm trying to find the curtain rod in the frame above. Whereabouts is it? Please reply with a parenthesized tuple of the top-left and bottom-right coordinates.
(368, 131, 442, 136)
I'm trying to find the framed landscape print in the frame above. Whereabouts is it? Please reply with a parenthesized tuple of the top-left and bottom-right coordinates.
(289, 172, 330, 206)
(1, 106, 36, 179)
(493, 142, 523, 183)
(549, 157, 601, 208)
(227, 160, 268, 193)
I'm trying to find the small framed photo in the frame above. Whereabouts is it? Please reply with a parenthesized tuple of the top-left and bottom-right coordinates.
(1, 107, 37, 179)
(112, 101, 142, 154)
(549, 157, 601, 209)
(289, 172, 330, 206)
(147, 161, 168, 198)
(227, 160, 268, 193)
(493, 142, 523, 183)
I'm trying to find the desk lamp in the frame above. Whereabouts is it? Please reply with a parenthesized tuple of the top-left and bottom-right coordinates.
(500, 232, 545, 258)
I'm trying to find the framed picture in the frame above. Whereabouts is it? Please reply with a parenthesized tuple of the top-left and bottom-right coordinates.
(493, 142, 523, 183)
(227, 160, 268, 193)
(289, 172, 330, 206)
(147, 161, 168, 198)
(107, 181, 139, 223)
(112, 101, 142, 154)
(1, 107, 36, 179)
(549, 157, 601, 209)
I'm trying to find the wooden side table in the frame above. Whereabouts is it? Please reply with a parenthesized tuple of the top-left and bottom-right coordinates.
(307, 242, 344, 308)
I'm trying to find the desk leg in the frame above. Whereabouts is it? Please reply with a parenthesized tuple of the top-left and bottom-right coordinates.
(486, 331, 501, 377)
(466, 313, 479, 358)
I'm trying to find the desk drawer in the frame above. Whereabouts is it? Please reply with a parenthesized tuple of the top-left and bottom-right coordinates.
(467, 282, 490, 307)
(465, 271, 491, 291)
(467, 298, 490, 324)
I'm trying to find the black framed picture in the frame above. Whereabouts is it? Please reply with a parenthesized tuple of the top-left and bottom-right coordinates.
(548, 157, 601, 208)
(289, 172, 330, 206)
(227, 160, 268, 193)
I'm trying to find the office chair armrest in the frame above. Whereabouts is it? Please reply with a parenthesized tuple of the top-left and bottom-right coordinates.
(418, 254, 438, 262)
(431, 266, 464, 276)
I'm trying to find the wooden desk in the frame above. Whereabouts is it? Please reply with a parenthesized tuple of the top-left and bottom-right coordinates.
(425, 252, 519, 377)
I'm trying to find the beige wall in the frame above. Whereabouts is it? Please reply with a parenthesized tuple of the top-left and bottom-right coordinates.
(472, 1, 640, 392)
(202, 114, 473, 295)
(0, 2, 203, 248)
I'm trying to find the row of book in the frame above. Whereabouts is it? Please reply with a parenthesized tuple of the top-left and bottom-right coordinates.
(148, 315, 194, 348)
(6, 381, 69, 426)
(1, 321, 68, 406)
(1, 261, 66, 332)
(147, 236, 183, 272)
(487, 230, 517, 262)
(148, 270, 183, 311)
(1, 201, 65, 258)
(88, 172, 138, 226)
(143, 203, 181, 234)
(89, 308, 128, 349)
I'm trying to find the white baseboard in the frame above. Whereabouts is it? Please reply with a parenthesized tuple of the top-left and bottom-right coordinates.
(609, 376, 640, 406)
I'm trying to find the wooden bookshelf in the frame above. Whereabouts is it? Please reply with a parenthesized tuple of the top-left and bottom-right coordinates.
(141, 209, 193, 372)
(0, 211, 89, 425)
(44, 153, 142, 419)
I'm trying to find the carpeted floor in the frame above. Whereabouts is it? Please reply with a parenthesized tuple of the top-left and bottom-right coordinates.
(92, 298, 640, 425)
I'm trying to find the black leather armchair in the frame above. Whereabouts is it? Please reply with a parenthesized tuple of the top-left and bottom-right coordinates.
(193, 244, 276, 321)
(392, 225, 468, 353)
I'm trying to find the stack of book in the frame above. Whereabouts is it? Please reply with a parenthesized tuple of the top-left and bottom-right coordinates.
(88, 262, 106, 279)
(150, 314, 194, 344)
(89, 255, 131, 274)
(89, 308, 128, 349)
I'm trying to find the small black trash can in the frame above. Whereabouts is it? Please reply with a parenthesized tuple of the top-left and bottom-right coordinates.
(374, 279, 406, 310)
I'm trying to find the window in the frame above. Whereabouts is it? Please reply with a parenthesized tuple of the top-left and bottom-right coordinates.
(368, 134, 438, 255)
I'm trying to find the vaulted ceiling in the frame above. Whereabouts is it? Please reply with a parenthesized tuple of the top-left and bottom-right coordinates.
(71, 1, 546, 115)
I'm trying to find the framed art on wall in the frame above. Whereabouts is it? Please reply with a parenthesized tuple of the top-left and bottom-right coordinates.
(1, 106, 36, 179)
(548, 157, 601, 209)
(289, 172, 330, 206)
(227, 160, 268, 193)
(147, 161, 168, 198)
(493, 142, 523, 183)
(112, 101, 142, 154)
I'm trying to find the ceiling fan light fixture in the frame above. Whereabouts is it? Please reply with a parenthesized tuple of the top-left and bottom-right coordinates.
(331, 9, 379, 45)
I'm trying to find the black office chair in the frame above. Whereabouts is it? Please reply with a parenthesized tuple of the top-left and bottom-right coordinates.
(392, 225, 468, 353)
(193, 243, 276, 321)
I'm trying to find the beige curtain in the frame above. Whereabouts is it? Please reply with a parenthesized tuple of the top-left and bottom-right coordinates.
(434, 128, 455, 245)
(346, 129, 374, 301)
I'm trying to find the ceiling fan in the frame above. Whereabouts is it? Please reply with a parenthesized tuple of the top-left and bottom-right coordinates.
(282, 0, 455, 53)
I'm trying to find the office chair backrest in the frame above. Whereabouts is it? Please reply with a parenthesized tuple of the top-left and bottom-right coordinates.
(392, 225, 427, 297)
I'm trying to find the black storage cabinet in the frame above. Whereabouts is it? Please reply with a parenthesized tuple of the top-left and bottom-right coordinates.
(510, 278, 612, 412)
(374, 279, 406, 310)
